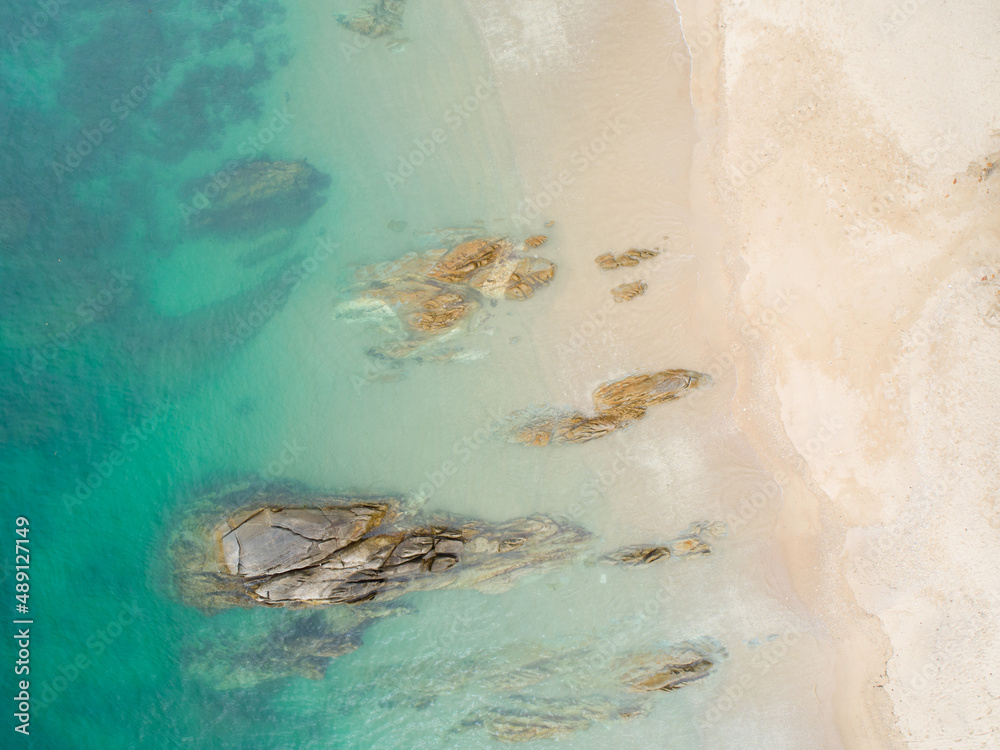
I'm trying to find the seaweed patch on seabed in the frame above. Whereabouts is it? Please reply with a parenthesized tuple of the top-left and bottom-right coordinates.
(334, 231, 556, 369)
(179, 158, 330, 236)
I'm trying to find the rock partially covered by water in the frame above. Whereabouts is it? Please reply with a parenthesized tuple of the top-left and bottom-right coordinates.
(617, 640, 723, 693)
(187, 159, 329, 233)
(505, 369, 710, 445)
(184, 605, 412, 690)
(599, 522, 727, 565)
(595, 248, 659, 270)
(611, 280, 647, 302)
(336, 0, 406, 37)
(451, 639, 725, 743)
(168, 483, 592, 610)
(337, 233, 555, 363)
(460, 696, 647, 743)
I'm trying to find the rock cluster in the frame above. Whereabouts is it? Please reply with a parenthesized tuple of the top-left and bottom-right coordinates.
(339, 234, 556, 362)
(594, 248, 659, 269)
(168, 483, 592, 610)
(451, 639, 725, 742)
(505, 369, 711, 445)
(169, 483, 728, 704)
(611, 280, 647, 302)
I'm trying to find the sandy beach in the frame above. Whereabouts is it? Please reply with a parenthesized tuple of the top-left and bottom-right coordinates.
(469, 0, 1000, 746)
(12, 0, 998, 745)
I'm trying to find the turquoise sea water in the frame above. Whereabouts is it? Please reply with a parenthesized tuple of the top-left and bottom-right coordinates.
(1, 1, 827, 748)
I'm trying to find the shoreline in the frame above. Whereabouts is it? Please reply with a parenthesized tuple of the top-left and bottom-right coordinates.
(684, 0, 1000, 747)
(469, 0, 846, 745)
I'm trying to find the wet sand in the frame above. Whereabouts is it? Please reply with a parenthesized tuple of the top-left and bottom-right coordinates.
(471, 0, 1000, 746)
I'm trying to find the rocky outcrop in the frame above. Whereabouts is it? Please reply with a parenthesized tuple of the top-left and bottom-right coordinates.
(460, 696, 645, 742)
(168, 483, 592, 610)
(335, 0, 406, 37)
(505, 369, 711, 445)
(186, 159, 329, 234)
(170, 483, 725, 608)
(611, 280, 647, 302)
(595, 248, 659, 269)
(451, 639, 725, 742)
(600, 521, 727, 565)
(337, 233, 556, 363)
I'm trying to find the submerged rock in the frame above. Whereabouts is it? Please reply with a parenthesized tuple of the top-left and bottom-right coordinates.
(595, 248, 659, 270)
(337, 233, 556, 364)
(450, 639, 725, 742)
(184, 602, 414, 690)
(186, 159, 329, 234)
(611, 280, 647, 302)
(336, 0, 407, 37)
(617, 640, 723, 693)
(168, 483, 593, 610)
(460, 696, 646, 743)
(600, 521, 727, 565)
(505, 369, 710, 445)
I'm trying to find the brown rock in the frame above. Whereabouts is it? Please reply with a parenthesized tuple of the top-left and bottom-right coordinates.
(344, 233, 556, 362)
(595, 248, 660, 270)
(505, 370, 709, 446)
(427, 238, 502, 283)
(592, 369, 709, 412)
(504, 258, 556, 300)
(611, 280, 647, 302)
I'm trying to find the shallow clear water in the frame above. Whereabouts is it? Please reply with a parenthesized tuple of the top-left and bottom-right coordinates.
(1, 1, 829, 747)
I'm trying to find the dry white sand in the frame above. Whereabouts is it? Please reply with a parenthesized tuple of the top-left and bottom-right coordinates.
(677, 0, 1000, 746)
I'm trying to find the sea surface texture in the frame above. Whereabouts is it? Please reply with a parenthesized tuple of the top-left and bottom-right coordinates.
(2, 1, 831, 748)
